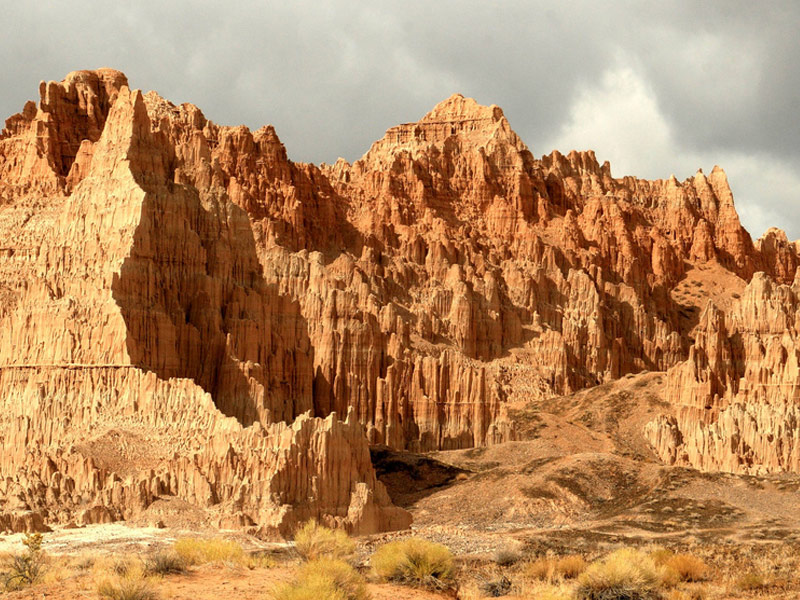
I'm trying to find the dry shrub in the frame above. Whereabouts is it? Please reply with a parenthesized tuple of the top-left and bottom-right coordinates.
(144, 551, 186, 575)
(371, 537, 454, 590)
(518, 580, 573, 600)
(523, 554, 586, 583)
(1, 533, 47, 591)
(523, 557, 556, 582)
(96, 561, 158, 600)
(271, 558, 368, 600)
(734, 571, 769, 592)
(665, 554, 708, 582)
(494, 547, 520, 567)
(575, 548, 661, 600)
(97, 576, 158, 600)
(556, 554, 587, 579)
(172, 537, 244, 566)
(293, 520, 355, 562)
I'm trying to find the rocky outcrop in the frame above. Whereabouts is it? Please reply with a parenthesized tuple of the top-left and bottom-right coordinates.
(646, 271, 800, 474)
(0, 74, 408, 534)
(3, 68, 800, 535)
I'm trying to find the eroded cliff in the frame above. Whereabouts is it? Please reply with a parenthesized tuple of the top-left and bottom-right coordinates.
(2, 69, 800, 533)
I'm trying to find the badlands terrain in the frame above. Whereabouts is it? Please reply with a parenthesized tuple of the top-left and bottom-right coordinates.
(1, 69, 799, 598)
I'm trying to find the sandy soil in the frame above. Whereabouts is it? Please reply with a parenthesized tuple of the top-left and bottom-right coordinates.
(2, 562, 448, 600)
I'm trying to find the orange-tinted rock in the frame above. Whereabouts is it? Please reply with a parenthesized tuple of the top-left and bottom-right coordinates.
(3, 67, 800, 535)
(646, 272, 800, 474)
(0, 74, 408, 534)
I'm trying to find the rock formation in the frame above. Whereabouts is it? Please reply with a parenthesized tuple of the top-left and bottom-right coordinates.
(0, 72, 408, 534)
(2, 68, 800, 532)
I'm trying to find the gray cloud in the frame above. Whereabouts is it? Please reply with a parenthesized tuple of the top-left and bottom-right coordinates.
(1, 1, 798, 238)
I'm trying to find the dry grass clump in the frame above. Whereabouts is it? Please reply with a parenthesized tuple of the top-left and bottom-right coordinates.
(70, 551, 99, 571)
(575, 548, 661, 600)
(664, 554, 708, 583)
(557, 554, 588, 579)
(1, 533, 47, 591)
(517, 580, 573, 600)
(648, 548, 674, 566)
(733, 570, 769, 592)
(173, 537, 244, 566)
(524, 557, 557, 582)
(522, 554, 587, 583)
(494, 547, 521, 567)
(371, 537, 454, 590)
(293, 520, 355, 562)
(271, 558, 368, 600)
(245, 551, 277, 570)
(96, 560, 158, 600)
(97, 576, 158, 600)
(144, 551, 186, 575)
(665, 586, 708, 600)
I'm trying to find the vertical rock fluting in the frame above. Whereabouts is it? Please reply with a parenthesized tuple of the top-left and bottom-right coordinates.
(0, 74, 409, 534)
(646, 271, 800, 474)
(139, 91, 773, 453)
(3, 67, 800, 536)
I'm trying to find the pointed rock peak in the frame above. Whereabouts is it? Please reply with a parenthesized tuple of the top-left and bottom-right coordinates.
(708, 165, 729, 186)
(358, 93, 525, 164)
(420, 93, 505, 124)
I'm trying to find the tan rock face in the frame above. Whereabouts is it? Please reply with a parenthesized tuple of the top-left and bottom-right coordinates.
(646, 271, 800, 474)
(0, 74, 408, 534)
(2, 70, 800, 532)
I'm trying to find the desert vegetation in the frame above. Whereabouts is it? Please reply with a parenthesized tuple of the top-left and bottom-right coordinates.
(371, 537, 455, 590)
(2, 530, 799, 599)
(272, 558, 368, 600)
(0, 533, 47, 591)
(292, 519, 356, 562)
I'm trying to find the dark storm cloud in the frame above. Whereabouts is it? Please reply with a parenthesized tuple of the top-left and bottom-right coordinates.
(1, 1, 798, 238)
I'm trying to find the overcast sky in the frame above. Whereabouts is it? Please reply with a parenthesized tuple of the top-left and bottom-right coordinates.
(2, 1, 798, 238)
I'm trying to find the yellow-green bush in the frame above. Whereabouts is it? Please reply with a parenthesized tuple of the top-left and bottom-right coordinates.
(97, 575, 158, 600)
(96, 561, 158, 600)
(173, 537, 244, 566)
(371, 537, 454, 590)
(271, 558, 368, 600)
(575, 548, 661, 600)
(1, 533, 47, 591)
(293, 520, 355, 562)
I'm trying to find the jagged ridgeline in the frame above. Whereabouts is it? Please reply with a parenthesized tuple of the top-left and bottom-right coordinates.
(0, 69, 798, 535)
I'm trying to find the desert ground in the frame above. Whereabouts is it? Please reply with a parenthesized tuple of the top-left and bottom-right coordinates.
(3, 371, 799, 599)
